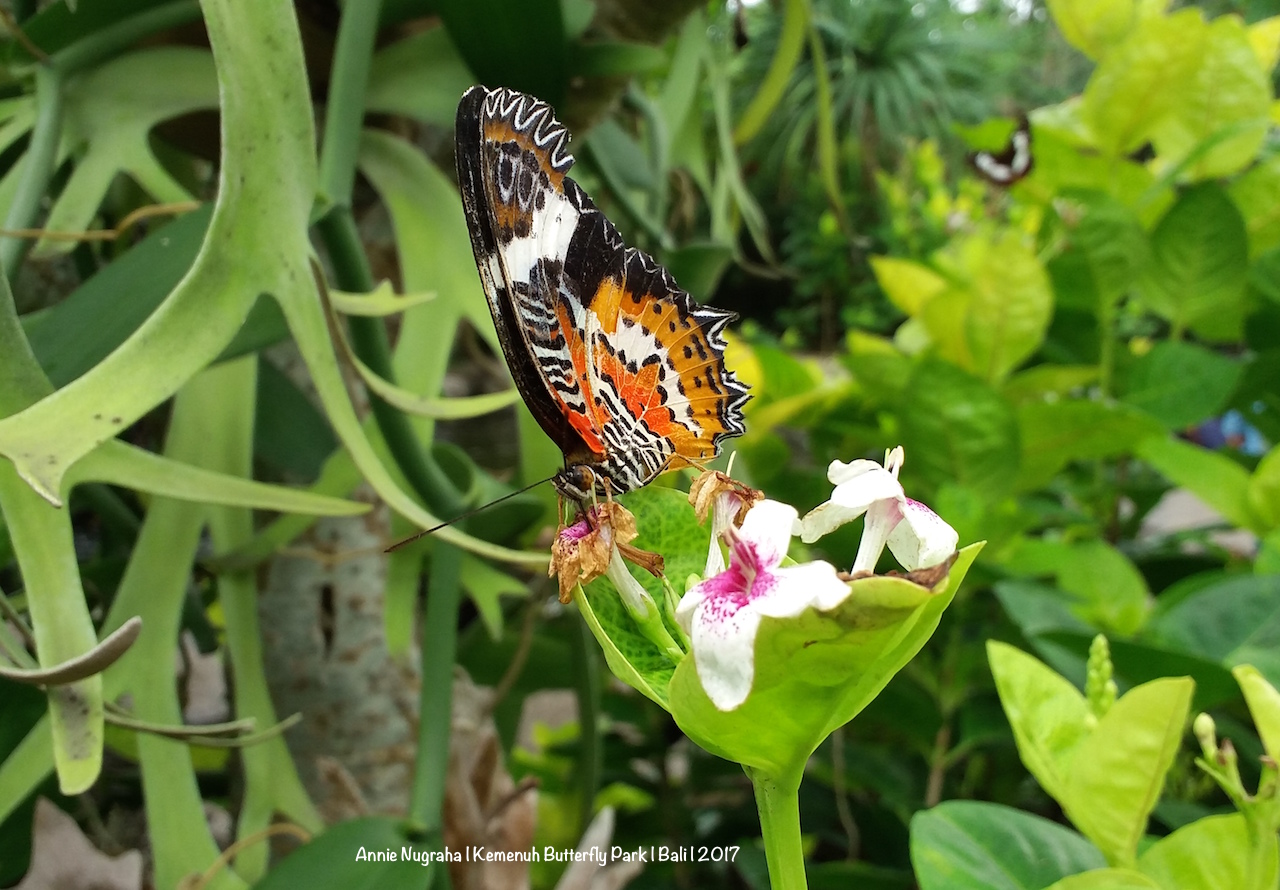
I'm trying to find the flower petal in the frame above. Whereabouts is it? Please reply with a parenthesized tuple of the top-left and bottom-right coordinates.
(826, 458, 888, 486)
(886, 498, 959, 570)
(732, 499, 797, 569)
(795, 468, 904, 544)
(751, 560, 850, 618)
(686, 588, 763, 711)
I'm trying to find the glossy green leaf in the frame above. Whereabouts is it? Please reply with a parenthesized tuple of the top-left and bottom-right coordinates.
(1149, 15, 1271, 181)
(1247, 445, 1280, 532)
(251, 817, 438, 890)
(1046, 0, 1138, 60)
(911, 800, 1105, 890)
(988, 642, 1193, 867)
(1082, 10, 1206, 157)
(1055, 540, 1151, 636)
(1144, 575, 1280, 687)
(1138, 183, 1248, 342)
(1136, 436, 1256, 532)
(1137, 813, 1277, 890)
(435, 0, 565, 104)
(1120, 342, 1242, 430)
(1234, 666, 1280, 764)
(1229, 155, 1280, 258)
(576, 487, 710, 709)
(1043, 869, 1159, 890)
(899, 361, 1020, 502)
(669, 544, 980, 776)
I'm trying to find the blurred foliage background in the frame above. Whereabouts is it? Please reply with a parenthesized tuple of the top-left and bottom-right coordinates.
(1, 0, 1280, 888)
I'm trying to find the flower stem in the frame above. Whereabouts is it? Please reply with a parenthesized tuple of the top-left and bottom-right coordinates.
(748, 765, 808, 890)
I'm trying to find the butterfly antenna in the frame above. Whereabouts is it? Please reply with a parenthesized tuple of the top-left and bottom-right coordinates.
(385, 473, 558, 552)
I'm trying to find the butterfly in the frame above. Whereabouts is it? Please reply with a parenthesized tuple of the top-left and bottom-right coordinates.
(969, 115, 1033, 186)
(455, 85, 750, 507)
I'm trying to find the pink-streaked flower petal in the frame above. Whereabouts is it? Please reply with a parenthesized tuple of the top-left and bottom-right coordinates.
(886, 498, 959, 570)
(687, 596, 762, 711)
(734, 499, 797, 569)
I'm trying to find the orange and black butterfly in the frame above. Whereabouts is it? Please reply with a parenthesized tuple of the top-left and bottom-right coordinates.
(455, 86, 750, 505)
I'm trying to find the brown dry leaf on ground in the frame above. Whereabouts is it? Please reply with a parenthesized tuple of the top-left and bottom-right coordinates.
(13, 798, 143, 890)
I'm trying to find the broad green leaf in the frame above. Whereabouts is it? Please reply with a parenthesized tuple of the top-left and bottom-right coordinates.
(1056, 540, 1150, 636)
(1120, 341, 1242, 430)
(1229, 155, 1280, 258)
(1150, 15, 1271, 181)
(899, 361, 1020, 502)
(1047, 0, 1138, 60)
(1248, 16, 1280, 71)
(1138, 183, 1249, 341)
(670, 545, 980, 776)
(1002, 365, 1098, 405)
(1062, 190, 1149, 309)
(576, 487, 710, 709)
(33, 47, 217, 256)
(911, 800, 1106, 890)
(1137, 813, 1276, 890)
(1082, 10, 1206, 157)
(1234, 665, 1280, 763)
(1247, 445, 1280, 531)
(869, 255, 947, 317)
(1032, 119, 1160, 216)
(989, 642, 1193, 867)
(1136, 436, 1256, 532)
(1017, 400, 1163, 492)
(251, 816, 437, 890)
(460, 555, 528, 641)
(1044, 869, 1159, 890)
(435, 0, 566, 104)
(365, 26, 473, 127)
(1144, 575, 1280, 687)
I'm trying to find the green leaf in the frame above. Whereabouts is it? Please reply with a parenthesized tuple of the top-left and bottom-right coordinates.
(576, 487, 710, 709)
(1149, 15, 1271, 182)
(435, 0, 566, 104)
(911, 800, 1105, 890)
(460, 555, 527, 641)
(1229, 155, 1280, 258)
(1055, 540, 1150, 636)
(251, 816, 438, 889)
(1082, 9, 1206, 157)
(365, 26, 473, 127)
(1233, 666, 1280, 764)
(899, 360, 1020, 502)
(1061, 190, 1149, 310)
(670, 544, 980, 776)
(1247, 445, 1280, 531)
(870, 255, 947, 317)
(1136, 436, 1256, 532)
(1120, 341, 1242, 430)
(1047, 0, 1139, 60)
(1144, 574, 1280, 688)
(1002, 365, 1099, 405)
(1017, 400, 1162, 492)
(1043, 869, 1160, 890)
(1137, 813, 1277, 890)
(988, 641, 1193, 867)
(1138, 183, 1249, 341)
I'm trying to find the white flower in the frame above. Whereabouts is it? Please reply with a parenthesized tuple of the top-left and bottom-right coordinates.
(794, 446, 957, 573)
(676, 499, 849, 711)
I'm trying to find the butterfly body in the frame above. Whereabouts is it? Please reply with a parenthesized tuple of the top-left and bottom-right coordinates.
(455, 86, 749, 505)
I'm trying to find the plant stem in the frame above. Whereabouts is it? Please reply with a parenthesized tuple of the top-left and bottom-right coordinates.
(749, 765, 808, 890)
(409, 540, 463, 831)
(1, 65, 61, 282)
(317, 0, 381, 211)
(572, 615, 602, 836)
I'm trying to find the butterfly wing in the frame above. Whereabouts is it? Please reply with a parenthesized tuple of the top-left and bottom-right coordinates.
(455, 85, 609, 464)
(456, 85, 750, 493)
